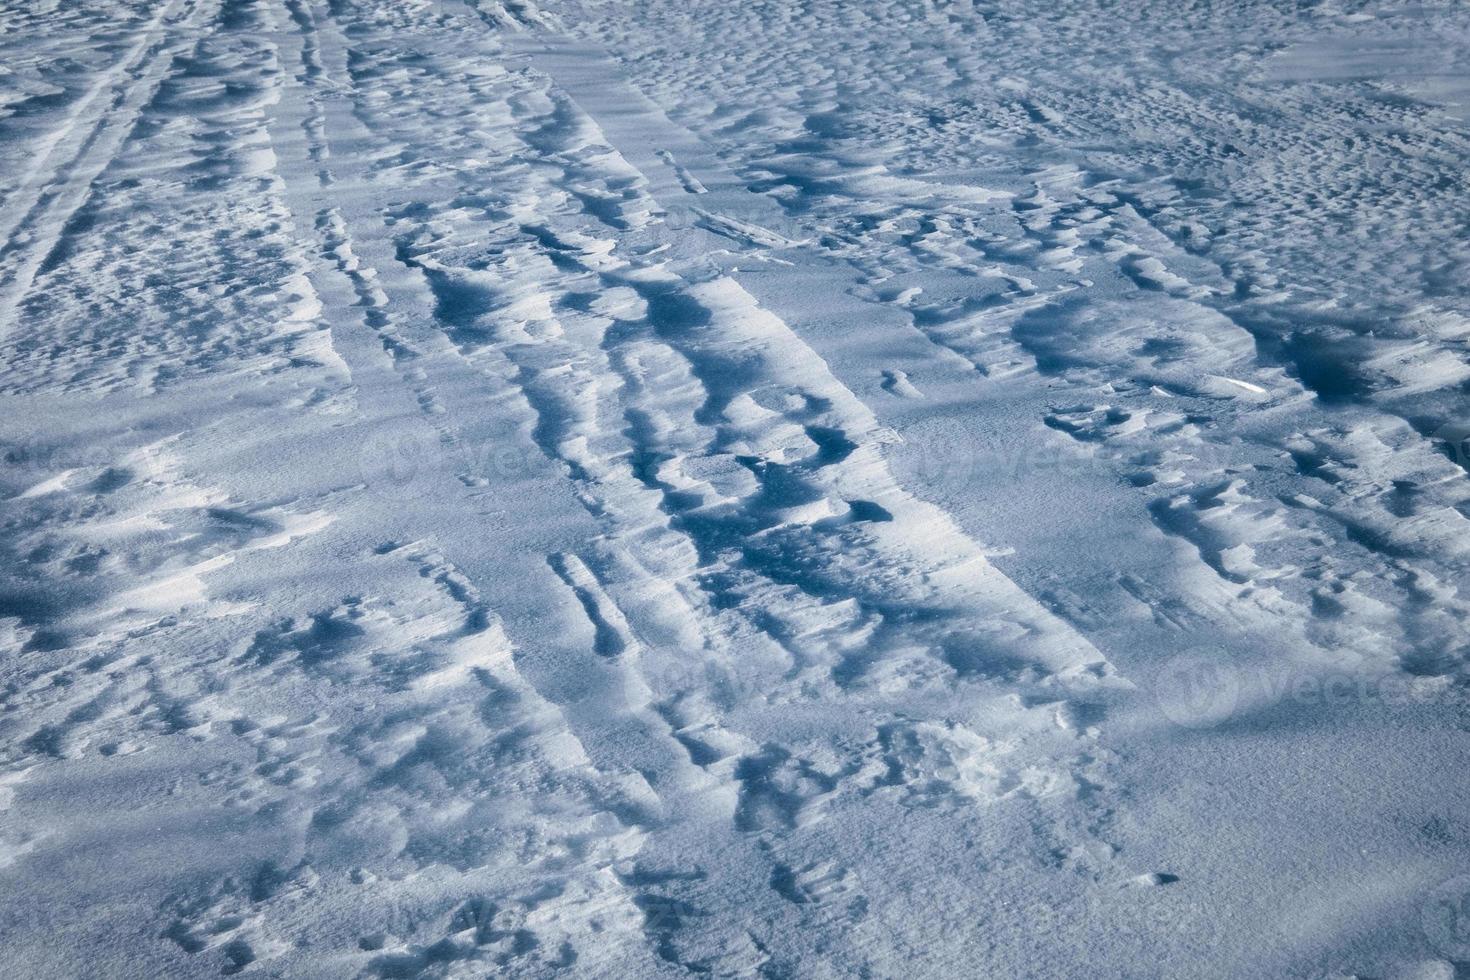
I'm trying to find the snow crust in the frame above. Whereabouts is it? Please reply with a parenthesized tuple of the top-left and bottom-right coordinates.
(1, 0, 1468, 976)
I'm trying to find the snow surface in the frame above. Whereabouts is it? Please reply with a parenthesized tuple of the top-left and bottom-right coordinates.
(1, 0, 1468, 976)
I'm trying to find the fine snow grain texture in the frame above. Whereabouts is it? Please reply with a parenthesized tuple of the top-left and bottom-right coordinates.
(0, 1, 1467, 978)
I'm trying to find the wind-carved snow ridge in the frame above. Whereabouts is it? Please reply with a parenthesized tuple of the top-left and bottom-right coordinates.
(335, 12, 1127, 973)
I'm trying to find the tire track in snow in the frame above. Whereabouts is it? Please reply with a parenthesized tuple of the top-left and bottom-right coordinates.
(496, 28, 1114, 671)
(361, 5, 1138, 971)
(0, 0, 187, 247)
(247, 0, 1138, 970)
(265, 2, 737, 970)
(272, 4, 867, 971)
(0, 0, 217, 336)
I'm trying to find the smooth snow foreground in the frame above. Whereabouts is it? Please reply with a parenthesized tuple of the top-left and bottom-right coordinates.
(1, 0, 1468, 977)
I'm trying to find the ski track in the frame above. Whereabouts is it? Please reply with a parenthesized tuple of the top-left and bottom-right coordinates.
(0, 0, 214, 336)
(1, 0, 1468, 977)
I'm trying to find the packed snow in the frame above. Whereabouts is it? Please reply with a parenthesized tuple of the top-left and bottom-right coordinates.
(1, 0, 1468, 977)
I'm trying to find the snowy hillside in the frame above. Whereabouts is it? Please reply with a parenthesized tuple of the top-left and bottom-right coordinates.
(1, 0, 1468, 976)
